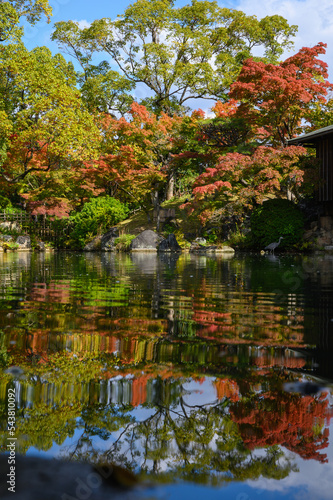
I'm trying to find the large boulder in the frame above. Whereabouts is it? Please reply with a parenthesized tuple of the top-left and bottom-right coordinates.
(130, 230, 164, 251)
(16, 235, 31, 249)
(101, 227, 119, 251)
(83, 235, 102, 251)
(158, 233, 181, 252)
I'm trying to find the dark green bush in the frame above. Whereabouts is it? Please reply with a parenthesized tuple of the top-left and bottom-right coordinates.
(0, 196, 12, 209)
(70, 197, 129, 248)
(250, 199, 304, 248)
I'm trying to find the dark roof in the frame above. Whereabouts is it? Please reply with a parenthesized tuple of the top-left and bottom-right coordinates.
(287, 124, 333, 146)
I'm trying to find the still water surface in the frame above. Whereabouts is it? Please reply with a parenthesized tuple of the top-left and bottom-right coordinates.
(1, 251, 333, 499)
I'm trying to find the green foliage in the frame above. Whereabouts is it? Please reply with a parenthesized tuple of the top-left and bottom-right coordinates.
(51, 1, 296, 114)
(114, 234, 136, 252)
(162, 223, 176, 236)
(0, 348, 10, 368)
(250, 199, 304, 248)
(226, 227, 251, 248)
(70, 197, 129, 248)
(2, 241, 19, 251)
(0, 195, 12, 209)
(0, 205, 24, 214)
(203, 229, 218, 244)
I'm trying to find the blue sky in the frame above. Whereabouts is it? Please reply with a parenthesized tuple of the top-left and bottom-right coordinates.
(23, 0, 333, 61)
(21, 0, 333, 111)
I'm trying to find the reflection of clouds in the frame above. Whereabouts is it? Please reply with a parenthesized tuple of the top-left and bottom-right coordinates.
(246, 410, 333, 500)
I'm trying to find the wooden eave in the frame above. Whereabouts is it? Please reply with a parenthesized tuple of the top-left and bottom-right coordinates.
(287, 124, 333, 147)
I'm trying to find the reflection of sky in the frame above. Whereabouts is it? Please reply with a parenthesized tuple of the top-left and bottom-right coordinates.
(247, 443, 333, 500)
(246, 391, 333, 500)
(25, 380, 333, 500)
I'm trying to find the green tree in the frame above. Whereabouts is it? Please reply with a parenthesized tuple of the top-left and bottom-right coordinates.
(0, 43, 101, 211)
(0, 0, 52, 43)
(51, 0, 297, 115)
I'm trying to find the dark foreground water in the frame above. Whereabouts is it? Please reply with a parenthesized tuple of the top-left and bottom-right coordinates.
(1, 251, 333, 499)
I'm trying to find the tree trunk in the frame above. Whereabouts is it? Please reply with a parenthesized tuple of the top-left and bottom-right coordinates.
(152, 190, 160, 231)
(166, 172, 175, 200)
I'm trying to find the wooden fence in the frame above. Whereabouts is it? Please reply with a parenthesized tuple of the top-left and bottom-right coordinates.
(0, 212, 71, 246)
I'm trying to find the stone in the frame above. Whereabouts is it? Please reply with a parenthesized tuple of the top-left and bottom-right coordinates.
(317, 236, 332, 247)
(35, 241, 45, 251)
(83, 235, 102, 251)
(101, 228, 119, 251)
(0, 234, 13, 242)
(320, 216, 333, 231)
(195, 237, 207, 245)
(190, 242, 215, 253)
(189, 241, 203, 252)
(0, 221, 21, 232)
(303, 230, 314, 240)
(153, 207, 175, 221)
(158, 233, 182, 252)
(218, 245, 235, 253)
(0, 454, 143, 500)
(190, 242, 235, 254)
(130, 230, 164, 251)
(16, 235, 31, 249)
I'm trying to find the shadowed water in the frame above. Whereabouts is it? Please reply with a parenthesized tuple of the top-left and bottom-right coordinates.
(0, 251, 333, 499)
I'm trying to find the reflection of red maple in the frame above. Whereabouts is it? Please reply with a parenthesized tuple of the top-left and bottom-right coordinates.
(131, 375, 149, 407)
(214, 378, 239, 402)
(230, 393, 330, 463)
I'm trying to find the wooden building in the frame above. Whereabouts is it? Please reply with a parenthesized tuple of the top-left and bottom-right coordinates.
(288, 125, 333, 213)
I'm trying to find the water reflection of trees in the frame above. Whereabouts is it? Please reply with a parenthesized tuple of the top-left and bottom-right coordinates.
(1, 252, 326, 348)
(1, 364, 331, 484)
(70, 397, 296, 484)
(1, 251, 333, 484)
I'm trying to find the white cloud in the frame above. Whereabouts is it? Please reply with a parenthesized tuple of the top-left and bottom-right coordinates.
(234, 0, 333, 77)
(72, 19, 91, 30)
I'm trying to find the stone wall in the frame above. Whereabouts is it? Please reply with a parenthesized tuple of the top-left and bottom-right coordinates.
(303, 216, 333, 251)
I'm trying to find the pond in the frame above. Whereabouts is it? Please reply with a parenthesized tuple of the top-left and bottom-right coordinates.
(0, 251, 333, 499)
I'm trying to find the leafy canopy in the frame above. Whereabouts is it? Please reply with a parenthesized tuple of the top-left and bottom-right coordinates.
(51, 0, 297, 114)
(0, 0, 52, 43)
(230, 43, 332, 145)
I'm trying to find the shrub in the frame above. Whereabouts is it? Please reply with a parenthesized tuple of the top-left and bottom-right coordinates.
(0, 196, 12, 209)
(114, 234, 136, 251)
(250, 199, 304, 248)
(203, 229, 218, 244)
(70, 197, 129, 248)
